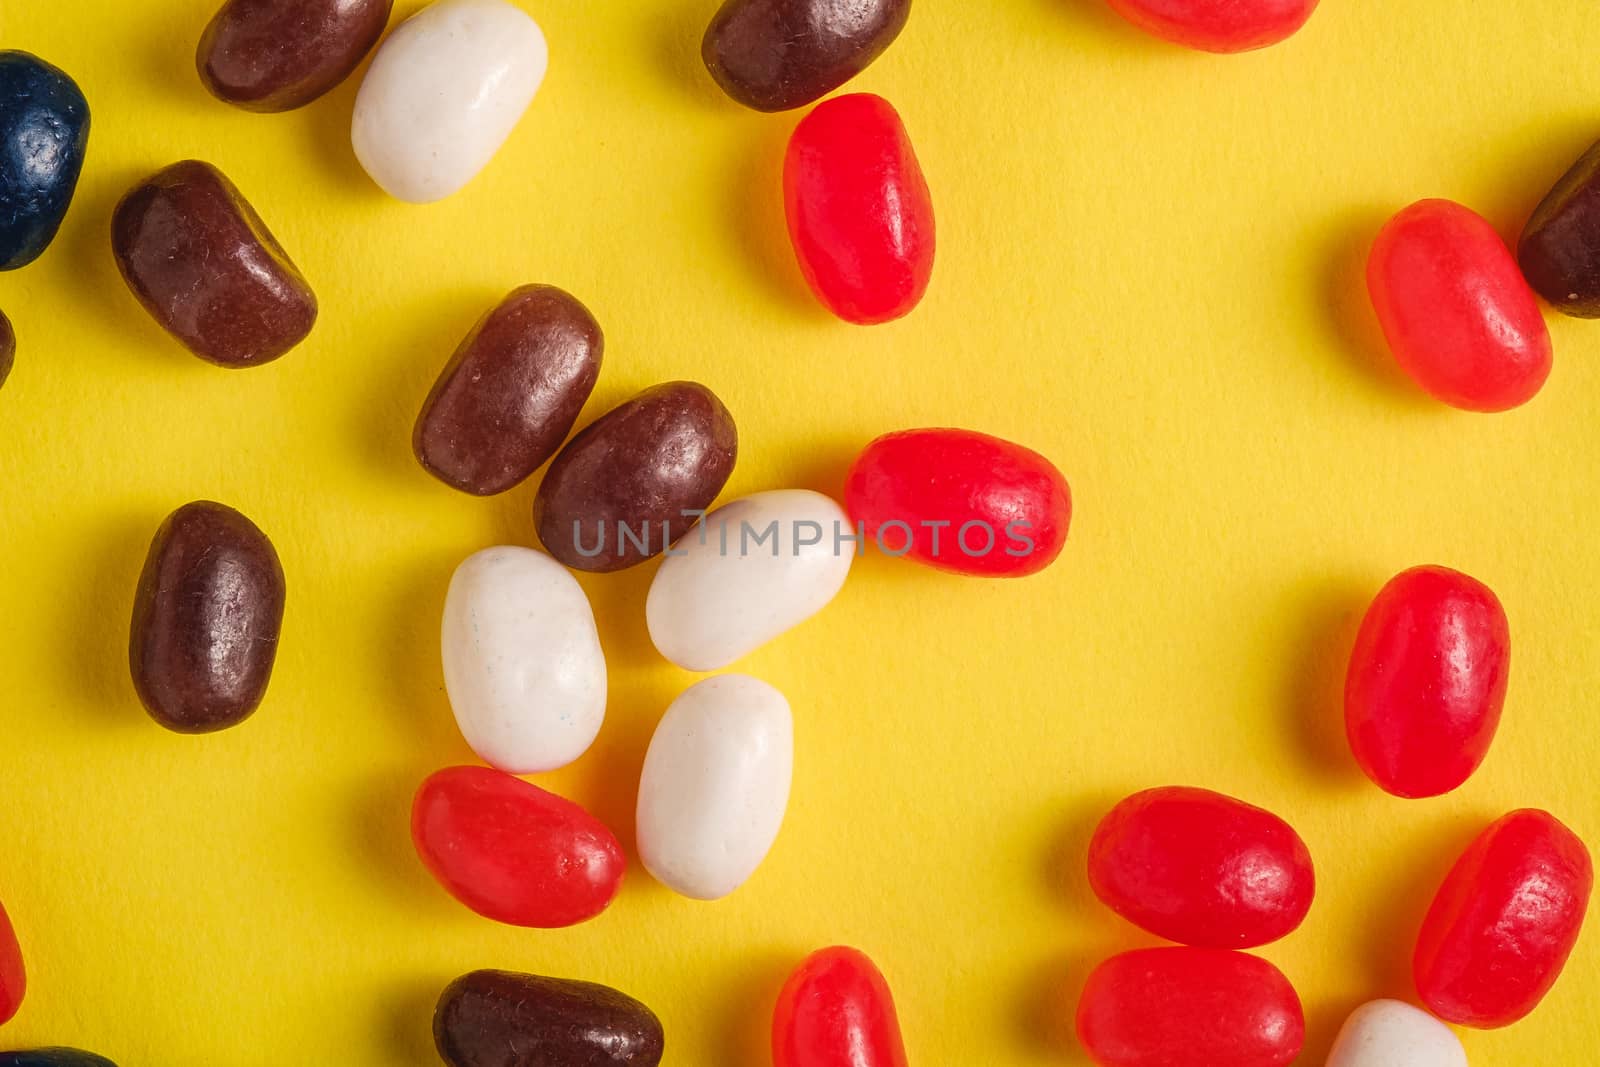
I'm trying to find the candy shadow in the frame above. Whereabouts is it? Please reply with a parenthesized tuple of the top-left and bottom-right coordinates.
(1301, 994, 1366, 1063)
(783, 437, 858, 498)
(375, 550, 479, 759)
(57, 166, 174, 351)
(51, 511, 154, 728)
(379, 973, 447, 1065)
(351, 765, 461, 912)
(1477, 120, 1600, 241)
(1039, 0, 1178, 56)
(141, 4, 207, 106)
(727, 127, 831, 321)
(1042, 792, 1123, 914)
(1316, 209, 1436, 408)
(1275, 577, 1371, 787)
(1016, 943, 1132, 1062)
(300, 63, 382, 197)
(710, 951, 793, 1064)
(649, 0, 728, 110)
(1357, 814, 1484, 996)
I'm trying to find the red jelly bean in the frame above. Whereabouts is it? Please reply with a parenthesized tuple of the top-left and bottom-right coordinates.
(783, 93, 934, 324)
(843, 427, 1070, 577)
(1366, 199, 1552, 412)
(1104, 0, 1318, 52)
(1088, 787, 1314, 949)
(1414, 809, 1592, 1028)
(1076, 948, 1304, 1067)
(773, 946, 908, 1067)
(0, 901, 22, 1025)
(411, 766, 624, 928)
(1344, 565, 1509, 799)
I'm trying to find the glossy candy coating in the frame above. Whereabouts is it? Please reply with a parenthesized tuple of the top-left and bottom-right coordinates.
(843, 428, 1070, 577)
(1076, 948, 1304, 1067)
(784, 93, 934, 324)
(198, 0, 392, 112)
(0, 900, 22, 1025)
(1519, 138, 1600, 317)
(112, 161, 317, 368)
(352, 0, 546, 203)
(1103, 0, 1318, 53)
(411, 766, 624, 927)
(1344, 565, 1509, 798)
(1324, 1000, 1466, 1067)
(435, 970, 664, 1067)
(772, 946, 908, 1067)
(414, 285, 602, 495)
(0, 52, 89, 271)
(534, 381, 738, 572)
(129, 501, 286, 734)
(1087, 786, 1314, 949)
(0, 1053, 118, 1067)
(1414, 809, 1592, 1028)
(702, 0, 912, 112)
(0, 310, 13, 390)
(646, 489, 853, 671)
(1367, 199, 1551, 411)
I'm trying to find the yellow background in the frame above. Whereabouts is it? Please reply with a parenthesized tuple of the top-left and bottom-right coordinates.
(0, 0, 1597, 1063)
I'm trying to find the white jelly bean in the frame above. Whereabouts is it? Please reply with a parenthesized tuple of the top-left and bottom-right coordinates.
(1326, 1000, 1467, 1067)
(351, 0, 547, 203)
(636, 674, 793, 900)
(441, 546, 606, 774)
(646, 489, 853, 672)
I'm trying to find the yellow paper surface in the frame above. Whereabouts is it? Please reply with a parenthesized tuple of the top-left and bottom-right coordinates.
(1, 0, 1597, 1063)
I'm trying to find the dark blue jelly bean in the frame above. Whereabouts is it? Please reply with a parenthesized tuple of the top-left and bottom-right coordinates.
(0, 52, 90, 271)
(0, 1052, 118, 1067)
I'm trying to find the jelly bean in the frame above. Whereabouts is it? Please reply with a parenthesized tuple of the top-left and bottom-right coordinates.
(1366, 199, 1551, 412)
(843, 428, 1070, 577)
(534, 382, 738, 572)
(1324, 1000, 1466, 1067)
(1414, 809, 1592, 1028)
(702, 0, 912, 113)
(197, 0, 392, 112)
(1103, 0, 1318, 53)
(412, 766, 624, 927)
(0, 1053, 117, 1067)
(129, 501, 286, 734)
(1087, 786, 1314, 949)
(1344, 566, 1508, 799)
(1076, 948, 1304, 1067)
(352, 0, 546, 203)
(414, 285, 602, 495)
(784, 93, 934, 324)
(0, 900, 21, 1026)
(1518, 138, 1600, 317)
(0, 310, 13, 390)
(646, 490, 852, 671)
(773, 947, 908, 1067)
(0, 53, 89, 271)
(636, 675, 792, 900)
(435, 970, 664, 1067)
(112, 161, 317, 368)
(441, 547, 606, 774)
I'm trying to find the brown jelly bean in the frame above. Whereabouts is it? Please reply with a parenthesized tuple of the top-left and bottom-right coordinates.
(434, 970, 664, 1067)
(1520, 138, 1600, 318)
(413, 285, 602, 496)
(702, 0, 912, 112)
(129, 501, 286, 734)
(197, 0, 392, 112)
(0, 310, 12, 389)
(112, 160, 317, 368)
(534, 381, 737, 572)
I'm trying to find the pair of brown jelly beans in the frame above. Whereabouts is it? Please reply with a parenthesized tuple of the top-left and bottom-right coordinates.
(435, 970, 663, 1067)
(1521, 138, 1600, 316)
(414, 285, 602, 496)
(112, 160, 317, 368)
(198, 0, 392, 112)
(703, 0, 912, 112)
(0, 309, 12, 389)
(533, 381, 738, 572)
(130, 501, 286, 734)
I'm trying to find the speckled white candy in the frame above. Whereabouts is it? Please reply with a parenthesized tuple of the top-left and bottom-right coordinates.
(351, 0, 547, 203)
(636, 674, 793, 900)
(646, 489, 853, 672)
(441, 546, 605, 773)
(1326, 1000, 1468, 1067)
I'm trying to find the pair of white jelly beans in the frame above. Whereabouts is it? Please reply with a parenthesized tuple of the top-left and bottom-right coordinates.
(637, 674, 793, 900)
(1326, 1001, 1467, 1067)
(353, 0, 547, 203)
(441, 546, 605, 774)
(647, 489, 853, 671)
